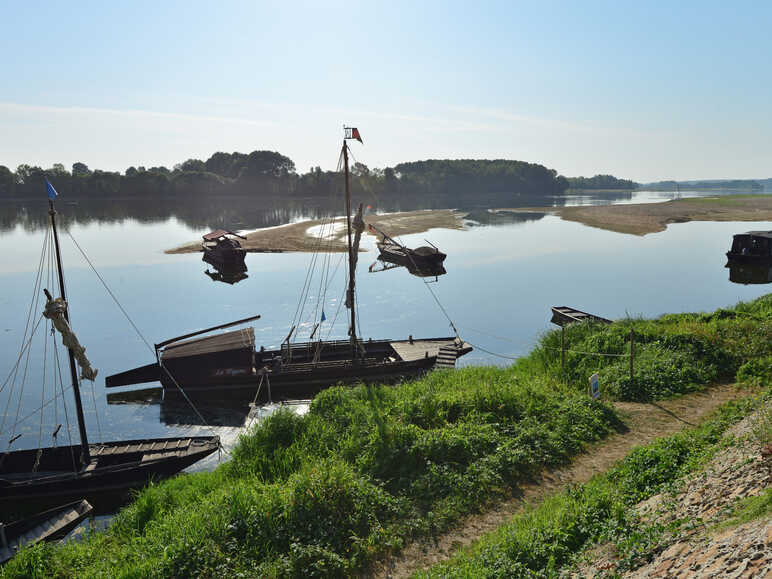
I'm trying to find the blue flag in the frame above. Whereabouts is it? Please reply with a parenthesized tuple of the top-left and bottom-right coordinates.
(320, 310, 326, 323)
(45, 178, 58, 201)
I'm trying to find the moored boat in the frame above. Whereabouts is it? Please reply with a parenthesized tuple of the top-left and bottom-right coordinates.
(725, 230, 772, 264)
(106, 128, 470, 398)
(0, 182, 219, 517)
(202, 230, 247, 270)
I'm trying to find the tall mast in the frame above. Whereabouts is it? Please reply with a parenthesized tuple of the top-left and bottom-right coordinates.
(343, 141, 358, 363)
(49, 200, 91, 465)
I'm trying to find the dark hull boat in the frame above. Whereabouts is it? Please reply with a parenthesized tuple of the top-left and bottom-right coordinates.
(0, 437, 218, 514)
(0, 186, 219, 517)
(202, 230, 247, 270)
(1, 500, 93, 564)
(106, 327, 470, 398)
(370, 224, 447, 272)
(725, 230, 772, 264)
(107, 128, 470, 400)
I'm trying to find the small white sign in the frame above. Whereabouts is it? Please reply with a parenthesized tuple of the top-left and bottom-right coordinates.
(589, 373, 600, 399)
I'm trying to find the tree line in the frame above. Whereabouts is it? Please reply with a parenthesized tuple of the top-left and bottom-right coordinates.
(567, 174, 638, 190)
(0, 151, 580, 202)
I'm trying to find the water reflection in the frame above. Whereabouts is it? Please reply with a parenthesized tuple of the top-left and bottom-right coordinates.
(107, 388, 310, 429)
(0, 191, 637, 234)
(464, 209, 547, 227)
(727, 262, 772, 285)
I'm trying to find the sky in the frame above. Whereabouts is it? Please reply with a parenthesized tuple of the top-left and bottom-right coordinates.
(1, 0, 770, 182)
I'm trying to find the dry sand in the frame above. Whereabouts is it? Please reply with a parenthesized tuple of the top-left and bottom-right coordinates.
(547, 194, 772, 235)
(166, 209, 466, 254)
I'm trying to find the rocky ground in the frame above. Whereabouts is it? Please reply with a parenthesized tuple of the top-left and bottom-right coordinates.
(575, 402, 772, 578)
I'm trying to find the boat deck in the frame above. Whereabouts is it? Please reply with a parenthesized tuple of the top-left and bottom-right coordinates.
(390, 338, 471, 363)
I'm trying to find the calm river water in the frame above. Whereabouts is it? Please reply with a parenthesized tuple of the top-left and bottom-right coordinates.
(0, 191, 769, 466)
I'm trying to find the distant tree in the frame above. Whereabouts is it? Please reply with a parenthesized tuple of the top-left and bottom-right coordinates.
(176, 159, 206, 173)
(72, 162, 91, 177)
(125, 166, 138, 177)
(0, 165, 15, 196)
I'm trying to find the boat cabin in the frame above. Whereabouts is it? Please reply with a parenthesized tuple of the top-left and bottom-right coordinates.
(726, 231, 772, 263)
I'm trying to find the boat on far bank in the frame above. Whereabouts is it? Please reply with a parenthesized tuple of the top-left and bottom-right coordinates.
(369, 223, 447, 273)
(106, 128, 470, 399)
(202, 230, 247, 270)
(725, 230, 772, 264)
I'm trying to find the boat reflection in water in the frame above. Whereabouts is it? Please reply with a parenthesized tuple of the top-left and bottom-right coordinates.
(369, 258, 447, 280)
(203, 263, 249, 285)
(107, 387, 310, 430)
(726, 262, 772, 285)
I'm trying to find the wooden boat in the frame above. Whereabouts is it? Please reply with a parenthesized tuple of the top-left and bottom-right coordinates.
(0, 185, 219, 517)
(201, 230, 247, 270)
(725, 231, 772, 264)
(107, 129, 470, 398)
(550, 306, 612, 327)
(1, 500, 93, 564)
(369, 223, 447, 272)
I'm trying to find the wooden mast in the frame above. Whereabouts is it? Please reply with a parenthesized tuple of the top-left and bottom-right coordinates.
(343, 138, 358, 363)
(48, 199, 91, 465)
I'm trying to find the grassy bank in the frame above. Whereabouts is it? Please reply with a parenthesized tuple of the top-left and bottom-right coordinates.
(2, 295, 770, 577)
(419, 392, 768, 578)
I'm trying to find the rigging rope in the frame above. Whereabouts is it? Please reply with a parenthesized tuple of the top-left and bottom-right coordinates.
(66, 230, 225, 452)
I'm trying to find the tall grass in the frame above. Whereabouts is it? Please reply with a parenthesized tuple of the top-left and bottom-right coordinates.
(420, 394, 762, 578)
(2, 294, 769, 577)
(532, 294, 771, 400)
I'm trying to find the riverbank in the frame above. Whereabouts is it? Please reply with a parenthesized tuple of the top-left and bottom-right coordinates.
(166, 209, 466, 254)
(2, 295, 769, 577)
(547, 194, 772, 235)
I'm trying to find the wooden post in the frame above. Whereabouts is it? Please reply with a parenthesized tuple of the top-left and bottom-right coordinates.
(561, 326, 566, 371)
(629, 329, 635, 380)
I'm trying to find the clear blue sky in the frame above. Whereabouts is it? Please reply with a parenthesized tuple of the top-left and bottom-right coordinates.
(1, 0, 770, 181)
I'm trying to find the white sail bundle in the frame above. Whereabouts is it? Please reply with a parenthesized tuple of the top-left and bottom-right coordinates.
(43, 297, 98, 381)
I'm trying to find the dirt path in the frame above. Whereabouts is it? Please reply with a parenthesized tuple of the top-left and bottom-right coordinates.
(376, 384, 753, 578)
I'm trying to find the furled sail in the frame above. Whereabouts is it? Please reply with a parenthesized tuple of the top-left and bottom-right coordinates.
(346, 204, 365, 309)
(43, 296, 98, 381)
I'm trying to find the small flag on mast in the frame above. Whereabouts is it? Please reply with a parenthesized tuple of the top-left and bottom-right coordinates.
(45, 178, 58, 201)
(344, 127, 363, 143)
(320, 310, 326, 322)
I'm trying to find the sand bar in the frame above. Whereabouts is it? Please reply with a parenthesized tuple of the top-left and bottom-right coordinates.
(505, 194, 772, 236)
(166, 209, 466, 254)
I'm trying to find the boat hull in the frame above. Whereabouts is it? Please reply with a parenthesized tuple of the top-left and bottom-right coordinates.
(107, 337, 471, 399)
(0, 436, 219, 516)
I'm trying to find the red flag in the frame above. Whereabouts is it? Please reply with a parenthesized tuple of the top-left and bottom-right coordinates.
(345, 127, 363, 143)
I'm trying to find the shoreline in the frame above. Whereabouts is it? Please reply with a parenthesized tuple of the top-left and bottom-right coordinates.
(165, 209, 466, 254)
(521, 194, 772, 235)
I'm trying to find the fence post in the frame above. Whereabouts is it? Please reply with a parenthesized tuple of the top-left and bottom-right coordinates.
(629, 329, 634, 380)
(561, 326, 566, 371)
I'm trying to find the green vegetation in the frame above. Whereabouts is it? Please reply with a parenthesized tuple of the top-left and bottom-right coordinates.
(0, 155, 570, 202)
(2, 370, 618, 577)
(567, 174, 638, 190)
(419, 394, 765, 578)
(2, 295, 769, 577)
(535, 294, 772, 401)
(712, 488, 772, 532)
